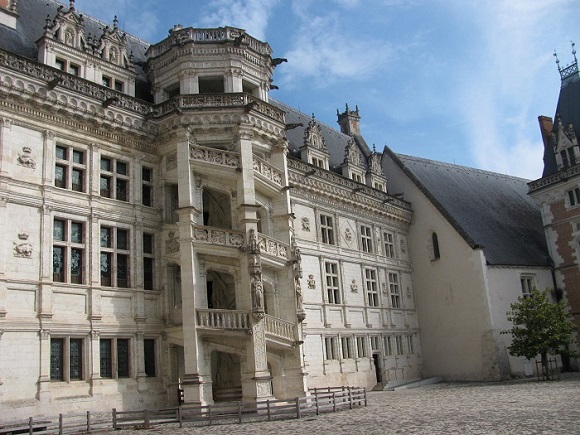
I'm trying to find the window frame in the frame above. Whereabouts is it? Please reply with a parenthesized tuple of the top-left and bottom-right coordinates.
(100, 226, 131, 288)
(324, 261, 341, 304)
(100, 156, 130, 202)
(144, 338, 156, 377)
(388, 272, 401, 308)
(55, 144, 86, 192)
(520, 275, 535, 299)
(53, 218, 85, 284)
(100, 337, 131, 379)
(319, 214, 335, 245)
(356, 336, 368, 358)
(383, 232, 395, 258)
(143, 233, 155, 290)
(50, 336, 85, 382)
(341, 336, 353, 360)
(395, 335, 404, 355)
(324, 336, 338, 360)
(360, 225, 373, 253)
(141, 166, 153, 207)
(568, 187, 580, 207)
(364, 267, 379, 307)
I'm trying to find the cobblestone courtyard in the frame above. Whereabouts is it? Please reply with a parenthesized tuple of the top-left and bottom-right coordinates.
(107, 374, 580, 435)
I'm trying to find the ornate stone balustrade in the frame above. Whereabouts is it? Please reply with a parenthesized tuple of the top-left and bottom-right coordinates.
(264, 314, 296, 341)
(157, 93, 284, 122)
(190, 143, 240, 168)
(528, 165, 580, 192)
(192, 225, 245, 248)
(257, 233, 289, 261)
(146, 26, 272, 59)
(196, 309, 250, 330)
(253, 156, 283, 186)
(0, 49, 151, 114)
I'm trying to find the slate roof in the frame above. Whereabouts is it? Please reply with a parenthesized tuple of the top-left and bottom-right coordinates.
(271, 99, 374, 174)
(0, 0, 152, 100)
(385, 148, 551, 267)
(541, 74, 580, 177)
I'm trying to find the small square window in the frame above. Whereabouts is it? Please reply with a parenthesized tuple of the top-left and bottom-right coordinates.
(102, 76, 111, 88)
(69, 64, 80, 76)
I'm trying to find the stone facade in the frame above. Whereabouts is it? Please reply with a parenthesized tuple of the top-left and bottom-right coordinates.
(0, 1, 423, 418)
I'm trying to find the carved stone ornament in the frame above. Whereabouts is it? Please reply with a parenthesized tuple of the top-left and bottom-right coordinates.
(350, 279, 358, 293)
(307, 274, 316, 289)
(304, 116, 327, 152)
(400, 238, 406, 254)
(381, 282, 388, 295)
(344, 138, 362, 166)
(17, 146, 36, 169)
(345, 228, 352, 241)
(165, 231, 180, 253)
(301, 217, 310, 231)
(14, 232, 33, 258)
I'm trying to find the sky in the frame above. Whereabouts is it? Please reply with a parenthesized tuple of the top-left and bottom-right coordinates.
(72, 0, 580, 180)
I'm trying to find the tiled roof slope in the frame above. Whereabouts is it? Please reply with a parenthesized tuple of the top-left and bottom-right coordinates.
(386, 148, 550, 267)
(0, 0, 152, 100)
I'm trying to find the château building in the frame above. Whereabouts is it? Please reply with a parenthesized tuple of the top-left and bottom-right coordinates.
(0, 0, 565, 419)
(529, 48, 580, 369)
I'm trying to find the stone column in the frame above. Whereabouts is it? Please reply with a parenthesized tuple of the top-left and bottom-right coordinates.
(235, 130, 273, 402)
(37, 329, 51, 400)
(181, 71, 198, 95)
(176, 132, 212, 404)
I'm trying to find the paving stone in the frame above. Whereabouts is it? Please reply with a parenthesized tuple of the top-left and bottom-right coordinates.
(102, 373, 580, 434)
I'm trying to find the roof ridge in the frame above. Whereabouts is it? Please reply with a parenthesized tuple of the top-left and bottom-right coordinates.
(395, 152, 532, 182)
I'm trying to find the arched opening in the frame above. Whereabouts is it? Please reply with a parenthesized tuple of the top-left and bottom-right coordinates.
(206, 270, 236, 309)
(211, 351, 242, 402)
(202, 188, 232, 229)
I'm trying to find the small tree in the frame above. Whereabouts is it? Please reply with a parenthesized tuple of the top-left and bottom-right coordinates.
(503, 288, 577, 380)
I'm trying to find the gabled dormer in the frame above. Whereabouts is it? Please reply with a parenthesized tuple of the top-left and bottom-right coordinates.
(341, 138, 365, 183)
(366, 146, 387, 192)
(37, 1, 137, 96)
(300, 116, 329, 170)
(97, 16, 134, 71)
(553, 116, 579, 170)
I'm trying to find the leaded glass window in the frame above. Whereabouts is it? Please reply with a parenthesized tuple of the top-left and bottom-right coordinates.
(100, 339, 112, 378)
(50, 338, 64, 380)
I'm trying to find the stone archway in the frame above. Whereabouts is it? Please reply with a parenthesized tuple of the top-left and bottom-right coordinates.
(211, 350, 242, 402)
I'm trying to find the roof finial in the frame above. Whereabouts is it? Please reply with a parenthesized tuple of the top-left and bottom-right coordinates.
(345, 103, 349, 112)
(572, 41, 577, 62)
(69, 0, 75, 10)
(113, 15, 118, 29)
(311, 112, 315, 119)
(373, 144, 376, 153)
(554, 50, 561, 72)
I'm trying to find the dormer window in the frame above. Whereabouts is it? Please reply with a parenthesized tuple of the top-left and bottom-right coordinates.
(561, 148, 576, 168)
(55, 58, 65, 71)
(312, 157, 325, 168)
(114, 80, 124, 92)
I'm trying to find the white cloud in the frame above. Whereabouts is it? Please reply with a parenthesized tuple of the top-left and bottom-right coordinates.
(199, 0, 280, 41)
(448, 0, 576, 179)
(279, 3, 394, 88)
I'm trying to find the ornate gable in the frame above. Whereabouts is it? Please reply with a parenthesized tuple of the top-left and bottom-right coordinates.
(303, 116, 327, 152)
(43, 1, 86, 50)
(367, 147, 382, 176)
(553, 115, 579, 170)
(343, 138, 362, 166)
(97, 16, 134, 70)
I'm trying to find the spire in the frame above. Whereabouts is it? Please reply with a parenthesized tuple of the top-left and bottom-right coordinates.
(113, 15, 118, 30)
(555, 41, 579, 86)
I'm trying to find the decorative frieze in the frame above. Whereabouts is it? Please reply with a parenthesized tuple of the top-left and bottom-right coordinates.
(192, 225, 244, 248)
(253, 156, 283, 186)
(257, 232, 289, 261)
(190, 143, 240, 168)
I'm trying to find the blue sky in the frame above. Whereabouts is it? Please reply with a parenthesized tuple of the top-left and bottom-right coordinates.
(73, 0, 580, 180)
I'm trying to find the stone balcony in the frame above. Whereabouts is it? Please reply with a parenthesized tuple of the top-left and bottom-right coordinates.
(195, 309, 298, 348)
